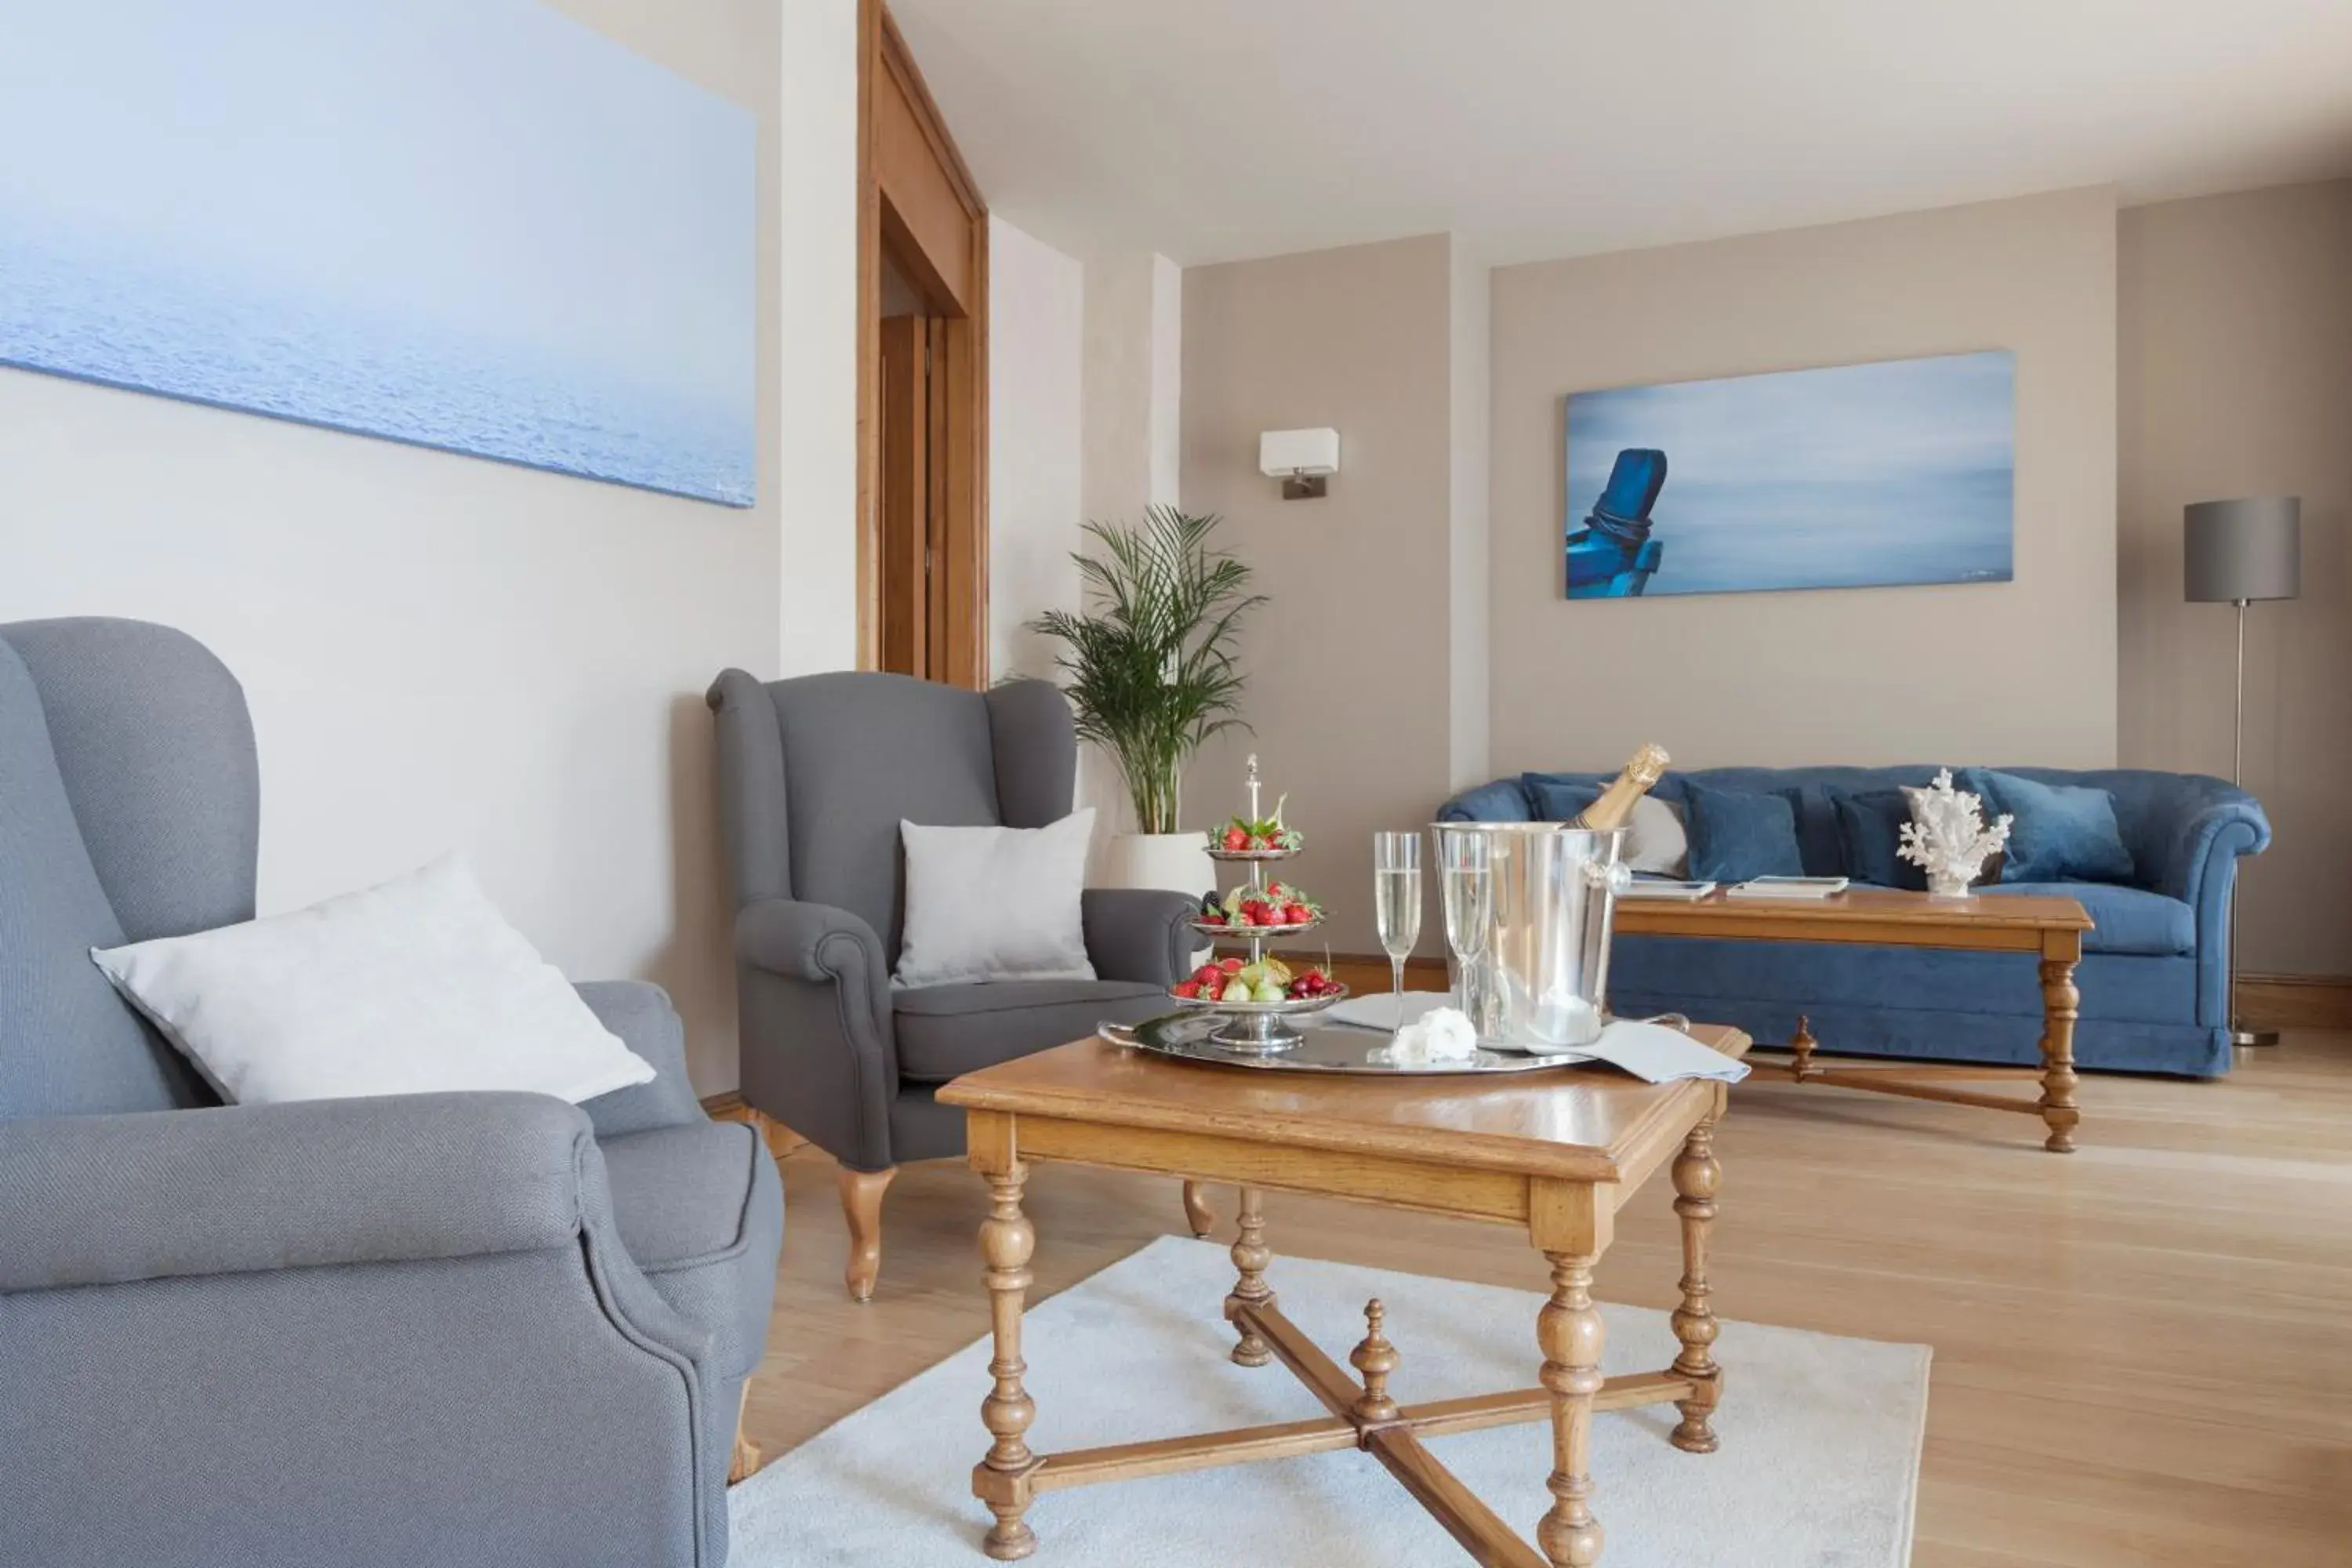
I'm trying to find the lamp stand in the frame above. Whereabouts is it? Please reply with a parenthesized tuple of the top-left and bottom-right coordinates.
(2227, 597, 2278, 1048)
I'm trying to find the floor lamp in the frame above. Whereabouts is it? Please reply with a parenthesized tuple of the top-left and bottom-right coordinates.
(2183, 495, 2301, 1048)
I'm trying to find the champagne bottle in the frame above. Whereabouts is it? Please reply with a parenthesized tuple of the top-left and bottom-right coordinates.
(1570, 742, 1671, 832)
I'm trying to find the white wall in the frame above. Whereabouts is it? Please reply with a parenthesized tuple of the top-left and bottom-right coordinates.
(986, 216, 1086, 684)
(0, 0, 860, 1094)
(775, 0, 862, 678)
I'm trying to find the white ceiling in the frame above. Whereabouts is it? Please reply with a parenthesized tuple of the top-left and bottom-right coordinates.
(888, 0, 2352, 267)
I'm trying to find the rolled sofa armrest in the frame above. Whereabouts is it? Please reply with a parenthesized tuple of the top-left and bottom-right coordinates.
(1083, 887, 1202, 985)
(1437, 779, 1534, 822)
(735, 895, 894, 1048)
(2154, 788, 2272, 910)
(576, 978, 707, 1138)
(0, 1092, 597, 1294)
(737, 895, 889, 992)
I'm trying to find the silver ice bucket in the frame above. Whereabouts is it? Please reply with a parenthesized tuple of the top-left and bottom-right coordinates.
(1430, 822, 1631, 1051)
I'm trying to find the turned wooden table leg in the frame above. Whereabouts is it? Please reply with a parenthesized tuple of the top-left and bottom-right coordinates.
(1669, 1120, 1723, 1454)
(974, 1163, 1040, 1559)
(1537, 1250, 1606, 1568)
(1224, 1185, 1275, 1367)
(2037, 936, 2083, 1153)
(1788, 1014, 1819, 1081)
(1181, 1179, 1214, 1239)
(1349, 1300, 1400, 1424)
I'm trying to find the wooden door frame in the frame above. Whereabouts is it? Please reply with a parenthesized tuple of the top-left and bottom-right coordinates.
(858, 0, 989, 687)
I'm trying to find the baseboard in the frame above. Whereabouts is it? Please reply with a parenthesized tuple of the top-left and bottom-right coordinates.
(2236, 974, 2352, 1032)
(701, 1090, 749, 1120)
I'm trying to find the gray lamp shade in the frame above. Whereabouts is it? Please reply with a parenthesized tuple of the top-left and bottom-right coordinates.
(2184, 496, 2301, 603)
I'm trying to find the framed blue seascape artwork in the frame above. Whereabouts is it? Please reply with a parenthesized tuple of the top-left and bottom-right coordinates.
(1563, 350, 2015, 598)
(0, 0, 757, 507)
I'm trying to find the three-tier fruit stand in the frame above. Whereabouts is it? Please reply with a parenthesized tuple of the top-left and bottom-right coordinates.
(1175, 756, 1347, 1054)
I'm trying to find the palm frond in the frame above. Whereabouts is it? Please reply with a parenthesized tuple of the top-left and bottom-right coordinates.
(1025, 506, 1260, 833)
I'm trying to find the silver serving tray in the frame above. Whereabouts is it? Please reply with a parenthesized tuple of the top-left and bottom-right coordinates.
(1100, 1011, 1592, 1076)
(1204, 844, 1301, 862)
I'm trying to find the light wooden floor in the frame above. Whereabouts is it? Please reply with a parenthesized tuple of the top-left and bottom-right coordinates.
(739, 1033, 2352, 1565)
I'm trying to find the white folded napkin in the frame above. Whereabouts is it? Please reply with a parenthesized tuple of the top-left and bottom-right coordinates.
(1520, 1018, 1748, 1083)
(1375, 1006, 1481, 1065)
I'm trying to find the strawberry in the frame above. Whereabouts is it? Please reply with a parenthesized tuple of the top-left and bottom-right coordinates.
(1222, 826, 1249, 851)
(1281, 902, 1312, 925)
(1218, 956, 1245, 973)
(1172, 980, 1202, 999)
(1192, 964, 1222, 987)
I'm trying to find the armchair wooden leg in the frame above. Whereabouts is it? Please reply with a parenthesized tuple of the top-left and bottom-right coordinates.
(1181, 1180, 1214, 1239)
(839, 1164, 897, 1303)
(728, 1384, 762, 1485)
(743, 1107, 810, 1162)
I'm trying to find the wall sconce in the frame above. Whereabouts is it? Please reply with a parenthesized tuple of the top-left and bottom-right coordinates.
(1258, 427, 1339, 500)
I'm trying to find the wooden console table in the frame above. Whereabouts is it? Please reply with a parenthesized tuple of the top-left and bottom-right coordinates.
(937, 1025, 1752, 1567)
(1615, 889, 2092, 1152)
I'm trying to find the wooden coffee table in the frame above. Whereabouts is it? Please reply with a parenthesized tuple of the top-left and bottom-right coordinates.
(935, 1024, 1752, 1567)
(1615, 889, 2093, 1151)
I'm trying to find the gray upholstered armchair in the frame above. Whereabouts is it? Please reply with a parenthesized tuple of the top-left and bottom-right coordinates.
(706, 669, 1203, 1300)
(0, 619, 781, 1568)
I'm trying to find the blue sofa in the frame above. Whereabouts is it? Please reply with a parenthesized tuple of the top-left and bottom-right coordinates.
(1438, 766, 2271, 1077)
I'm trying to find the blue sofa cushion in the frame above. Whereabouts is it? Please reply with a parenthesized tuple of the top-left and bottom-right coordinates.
(1523, 777, 1600, 822)
(1965, 768, 2136, 884)
(1829, 788, 1928, 891)
(1981, 881, 2192, 956)
(1684, 782, 1804, 882)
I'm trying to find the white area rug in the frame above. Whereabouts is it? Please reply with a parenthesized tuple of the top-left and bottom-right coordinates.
(730, 1236, 1929, 1566)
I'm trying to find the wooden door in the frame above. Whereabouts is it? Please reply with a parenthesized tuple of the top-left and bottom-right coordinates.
(878, 314, 954, 679)
(858, 1, 988, 688)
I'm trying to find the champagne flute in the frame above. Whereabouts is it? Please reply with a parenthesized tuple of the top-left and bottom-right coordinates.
(1437, 829, 1494, 1018)
(1372, 832, 1422, 1028)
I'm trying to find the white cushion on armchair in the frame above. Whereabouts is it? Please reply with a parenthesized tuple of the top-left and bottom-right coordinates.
(89, 853, 654, 1105)
(894, 808, 1098, 988)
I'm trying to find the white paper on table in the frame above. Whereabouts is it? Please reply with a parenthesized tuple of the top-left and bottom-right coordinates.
(1520, 1018, 1751, 1084)
(1326, 990, 1452, 1032)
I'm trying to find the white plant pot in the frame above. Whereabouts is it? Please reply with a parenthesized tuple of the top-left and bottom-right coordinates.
(1098, 831, 1216, 898)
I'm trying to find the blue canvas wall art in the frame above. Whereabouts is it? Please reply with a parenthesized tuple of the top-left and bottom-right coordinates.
(0, 0, 757, 506)
(1563, 350, 2014, 598)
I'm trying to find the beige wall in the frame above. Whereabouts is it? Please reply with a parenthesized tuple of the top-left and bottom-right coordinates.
(2119, 180, 2352, 975)
(1489, 187, 2120, 778)
(1181, 234, 1474, 953)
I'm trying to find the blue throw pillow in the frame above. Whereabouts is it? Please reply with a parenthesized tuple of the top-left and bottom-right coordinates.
(1523, 778, 1602, 822)
(1683, 782, 1806, 883)
(1962, 768, 2136, 884)
(1829, 788, 1928, 891)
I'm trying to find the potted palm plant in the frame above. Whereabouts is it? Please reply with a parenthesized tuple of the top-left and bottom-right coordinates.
(1030, 506, 1263, 895)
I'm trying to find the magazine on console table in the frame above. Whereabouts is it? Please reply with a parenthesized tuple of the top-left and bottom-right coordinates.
(1724, 875, 1849, 899)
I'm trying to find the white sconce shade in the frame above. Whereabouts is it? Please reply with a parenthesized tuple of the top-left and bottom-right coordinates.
(1259, 428, 1339, 499)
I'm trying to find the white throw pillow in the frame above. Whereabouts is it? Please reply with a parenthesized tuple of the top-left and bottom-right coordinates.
(1624, 797, 1690, 877)
(895, 809, 1096, 989)
(89, 854, 655, 1106)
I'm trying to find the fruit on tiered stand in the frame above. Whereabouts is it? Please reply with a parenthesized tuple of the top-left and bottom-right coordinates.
(1171, 955, 1344, 1004)
(1193, 878, 1323, 935)
(1169, 756, 1346, 1053)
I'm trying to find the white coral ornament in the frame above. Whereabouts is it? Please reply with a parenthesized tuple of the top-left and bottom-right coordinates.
(1896, 770, 2013, 898)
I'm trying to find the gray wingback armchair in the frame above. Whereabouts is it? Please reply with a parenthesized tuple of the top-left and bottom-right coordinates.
(0, 619, 782, 1568)
(706, 669, 1202, 1300)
